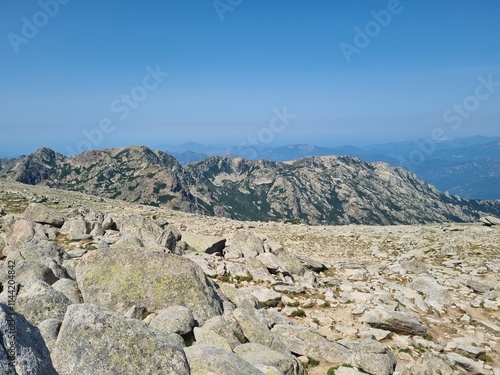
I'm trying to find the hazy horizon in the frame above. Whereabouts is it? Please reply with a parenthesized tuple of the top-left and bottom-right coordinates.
(1, 1, 499, 157)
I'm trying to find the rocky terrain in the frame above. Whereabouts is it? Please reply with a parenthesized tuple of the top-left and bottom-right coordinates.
(1, 146, 500, 226)
(0, 180, 499, 375)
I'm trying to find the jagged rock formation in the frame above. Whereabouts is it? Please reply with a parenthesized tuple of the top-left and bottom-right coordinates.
(2, 146, 500, 225)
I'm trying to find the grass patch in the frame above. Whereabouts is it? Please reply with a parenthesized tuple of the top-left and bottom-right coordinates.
(291, 309, 306, 318)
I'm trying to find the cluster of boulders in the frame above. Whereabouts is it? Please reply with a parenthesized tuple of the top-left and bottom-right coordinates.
(0, 201, 499, 375)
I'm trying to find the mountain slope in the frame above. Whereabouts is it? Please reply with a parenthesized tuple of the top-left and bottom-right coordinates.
(185, 155, 500, 225)
(164, 136, 500, 199)
(1, 146, 499, 225)
(0, 146, 200, 213)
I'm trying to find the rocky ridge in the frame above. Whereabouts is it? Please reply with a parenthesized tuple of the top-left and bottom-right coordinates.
(0, 181, 499, 375)
(1, 146, 500, 225)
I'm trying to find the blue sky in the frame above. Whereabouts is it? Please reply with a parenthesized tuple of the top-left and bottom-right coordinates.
(1, 0, 499, 156)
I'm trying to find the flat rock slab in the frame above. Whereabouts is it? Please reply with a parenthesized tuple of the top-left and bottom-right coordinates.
(76, 247, 223, 325)
(361, 308, 428, 336)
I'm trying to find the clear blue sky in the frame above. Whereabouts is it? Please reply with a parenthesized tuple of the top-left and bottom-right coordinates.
(1, 0, 499, 156)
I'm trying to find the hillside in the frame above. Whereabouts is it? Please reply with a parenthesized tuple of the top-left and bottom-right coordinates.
(1, 146, 500, 226)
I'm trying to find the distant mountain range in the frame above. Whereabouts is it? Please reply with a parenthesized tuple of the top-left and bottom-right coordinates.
(161, 136, 500, 200)
(1, 145, 499, 226)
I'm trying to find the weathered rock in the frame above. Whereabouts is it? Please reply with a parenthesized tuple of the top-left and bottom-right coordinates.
(295, 254, 327, 272)
(37, 318, 61, 353)
(23, 203, 65, 228)
(149, 305, 195, 335)
(15, 280, 71, 325)
(182, 231, 226, 254)
(157, 229, 180, 251)
(0, 303, 58, 375)
(234, 342, 304, 375)
(233, 307, 289, 353)
(446, 352, 485, 375)
(8, 218, 34, 246)
(200, 314, 244, 349)
(228, 232, 265, 258)
(184, 344, 262, 375)
(245, 257, 274, 282)
(466, 279, 494, 293)
(345, 339, 397, 375)
(0, 260, 58, 288)
(193, 326, 232, 350)
(409, 277, 453, 306)
(271, 324, 352, 365)
(401, 352, 453, 375)
(256, 252, 282, 273)
(76, 247, 223, 324)
(118, 214, 166, 250)
(60, 217, 91, 240)
(220, 284, 259, 309)
(51, 278, 82, 304)
(401, 260, 428, 274)
(52, 303, 190, 375)
(250, 287, 282, 308)
(124, 305, 147, 320)
(273, 248, 305, 276)
(480, 216, 500, 226)
(361, 308, 428, 336)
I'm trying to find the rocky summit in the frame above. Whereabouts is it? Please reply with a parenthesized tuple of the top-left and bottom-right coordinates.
(1, 146, 500, 226)
(0, 180, 499, 375)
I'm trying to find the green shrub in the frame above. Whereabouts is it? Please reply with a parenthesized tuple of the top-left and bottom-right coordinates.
(291, 309, 306, 318)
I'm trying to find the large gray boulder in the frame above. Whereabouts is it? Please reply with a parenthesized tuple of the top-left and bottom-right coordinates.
(234, 343, 304, 375)
(51, 278, 83, 304)
(149, 305, 195, 335)
(227, 232, 265, 258)
(343, 339, 397, 375)
(182, 231, 226, 254)
(75, 247, 223, 324)
(23, 203, 65, 228)
(0, 303, 58, 375)
(0, 260, 58, 289)
(15, 280, 71, 325)
(361, 308, 428, 336)
(271, 324, 352, 366)
(199, 315, 245, 349)
(232, 307, 289, 353)
(52, 303, 190, 375)
(409, 276, 453, 306)
(184, 344, 262, 375)
(273, 248, 305, 276)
